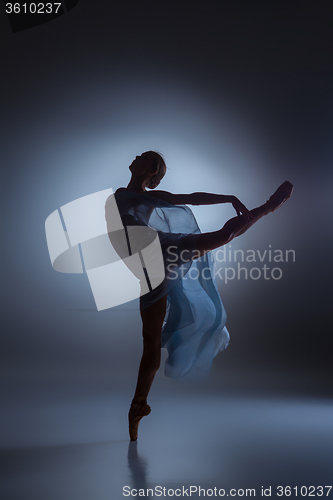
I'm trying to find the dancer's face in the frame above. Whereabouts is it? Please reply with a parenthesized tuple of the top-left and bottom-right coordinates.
(129, 152, 157, 177)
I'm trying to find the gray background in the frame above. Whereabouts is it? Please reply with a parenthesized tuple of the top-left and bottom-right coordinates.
(1, 2, 333, 497)
(1, 0, 332, 397)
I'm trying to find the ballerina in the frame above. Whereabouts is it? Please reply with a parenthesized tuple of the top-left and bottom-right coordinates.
(105, 151, 293, 441)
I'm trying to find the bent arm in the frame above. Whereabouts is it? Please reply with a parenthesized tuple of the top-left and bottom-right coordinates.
(148, 190, 234, 206)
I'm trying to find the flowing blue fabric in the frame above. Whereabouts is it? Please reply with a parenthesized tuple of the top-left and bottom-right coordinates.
(106, 190, 230, 380)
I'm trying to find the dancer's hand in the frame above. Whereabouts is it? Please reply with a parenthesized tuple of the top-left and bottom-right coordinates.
(230, 196, 252, 220)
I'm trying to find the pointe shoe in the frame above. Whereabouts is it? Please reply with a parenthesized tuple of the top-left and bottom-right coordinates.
(128, 401, 151, 441)
(266, 181, 294, 213)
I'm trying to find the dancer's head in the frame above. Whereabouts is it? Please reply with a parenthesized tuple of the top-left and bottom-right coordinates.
(130, 151, 166, 189)
(146, 151, 166, 189)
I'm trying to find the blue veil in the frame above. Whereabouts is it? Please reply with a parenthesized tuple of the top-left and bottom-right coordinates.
(106, 190, 230, 380)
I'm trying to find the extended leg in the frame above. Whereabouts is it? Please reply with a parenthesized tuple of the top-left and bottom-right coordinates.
(192, 203, 267, 257)
(189, 181, 293, 258)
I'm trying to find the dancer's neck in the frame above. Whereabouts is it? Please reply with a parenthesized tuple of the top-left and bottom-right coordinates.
(126, 176, 150, 193)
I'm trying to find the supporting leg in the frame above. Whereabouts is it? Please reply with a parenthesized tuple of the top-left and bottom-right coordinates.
(129, 294, 167, 440)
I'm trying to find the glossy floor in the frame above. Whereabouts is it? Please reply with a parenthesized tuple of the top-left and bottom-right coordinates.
(1, 393, 332, 500)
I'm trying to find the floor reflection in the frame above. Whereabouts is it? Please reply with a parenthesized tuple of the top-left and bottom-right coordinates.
(127, 441, 149, 491)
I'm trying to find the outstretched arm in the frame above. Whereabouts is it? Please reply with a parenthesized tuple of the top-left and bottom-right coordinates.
(148, 190, 252, 218)
(149, 190, 232, 205)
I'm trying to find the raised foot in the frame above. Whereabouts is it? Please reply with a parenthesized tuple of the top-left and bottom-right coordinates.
(128, 402, 151, 441)
(266, 181, 294, 213)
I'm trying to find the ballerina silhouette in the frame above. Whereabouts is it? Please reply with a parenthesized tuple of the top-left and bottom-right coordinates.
(105, 151, 293, 441)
